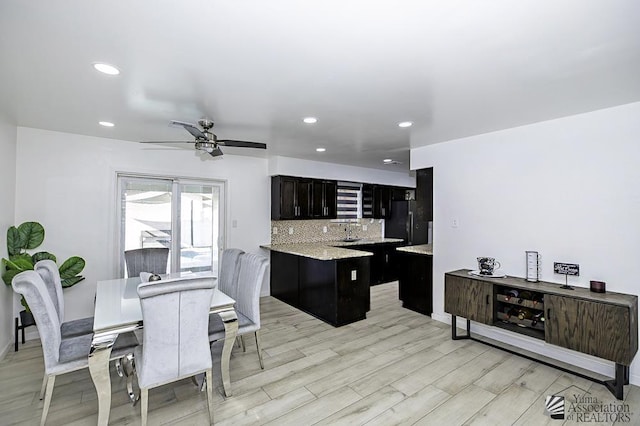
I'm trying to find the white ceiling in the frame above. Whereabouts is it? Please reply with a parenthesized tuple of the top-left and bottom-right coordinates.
(1, 1, 639, 171)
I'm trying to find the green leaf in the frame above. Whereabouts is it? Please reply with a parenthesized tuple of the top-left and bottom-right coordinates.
(8, 254, 34, 270)
(61, 275, 84, 288)
(2, 269, 21, 286)
(59, 256, 85, 279)
(18, 222, 45, 250)
(7, 226, 25, 255)
(20, 296, 30, 312)
(32, 251, 57, 263)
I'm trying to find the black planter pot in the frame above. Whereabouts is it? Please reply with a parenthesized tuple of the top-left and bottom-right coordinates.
(19, 310, 36, 327)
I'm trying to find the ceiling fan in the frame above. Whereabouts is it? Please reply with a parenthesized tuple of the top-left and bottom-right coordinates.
(143, 119, 267, 157)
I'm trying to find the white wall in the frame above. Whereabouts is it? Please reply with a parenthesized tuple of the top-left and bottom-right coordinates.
(411, 102, 640, 383)
(0, 117, 17, 358)
(269, 155, 415, 187)
(15, 127, 271, 323)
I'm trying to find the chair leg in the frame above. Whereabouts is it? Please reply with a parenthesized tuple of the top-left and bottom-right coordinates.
(255, 331, 264, 369)
(240, 335, 246, 352)
(140, 388, 149, 426)
(39, 375, 47, 400)
(205, 369, 215, 425)
(41, 375, 55, 426)
(115, 358, 124, 377)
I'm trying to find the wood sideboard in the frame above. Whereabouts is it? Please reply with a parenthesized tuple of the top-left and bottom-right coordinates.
(444, 269, 638, 399)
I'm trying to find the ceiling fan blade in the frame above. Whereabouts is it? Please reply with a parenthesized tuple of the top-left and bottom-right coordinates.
(140, 140, 195, 144)
(217, 140, 267, 149)
(170, 120, 206, 139)
(208, 147, 224, 157)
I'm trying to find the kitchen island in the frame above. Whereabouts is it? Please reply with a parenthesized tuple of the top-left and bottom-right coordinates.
(262, 238, 402, 326)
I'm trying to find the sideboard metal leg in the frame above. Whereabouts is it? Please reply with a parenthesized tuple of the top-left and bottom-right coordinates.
(604, 363, 625, 400)
(451, 315, 471, 340)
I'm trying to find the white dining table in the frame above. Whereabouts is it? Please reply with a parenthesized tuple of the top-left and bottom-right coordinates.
(88, 272, 238, 426)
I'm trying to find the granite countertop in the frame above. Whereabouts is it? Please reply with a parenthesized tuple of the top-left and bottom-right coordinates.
(396, 244, 433, 255)
(260, 238, 404, 261)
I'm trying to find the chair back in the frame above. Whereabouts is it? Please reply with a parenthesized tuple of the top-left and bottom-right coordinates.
(136, 277, 214, 388)
(235, 253, 268, 328)
(218, 248, 244, 299)
(34, 260, 64, 323)
(124, 247, 169, 278)
(12, 271, 62, 372)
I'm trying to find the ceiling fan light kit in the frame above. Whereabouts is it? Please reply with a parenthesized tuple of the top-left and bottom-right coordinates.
(143, 118, 267, 158)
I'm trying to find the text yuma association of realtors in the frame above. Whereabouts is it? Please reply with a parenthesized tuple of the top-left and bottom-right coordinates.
(566, 394, 631, 423)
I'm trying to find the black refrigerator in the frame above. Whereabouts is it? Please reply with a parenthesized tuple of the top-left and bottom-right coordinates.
(384, 200, 431, 245)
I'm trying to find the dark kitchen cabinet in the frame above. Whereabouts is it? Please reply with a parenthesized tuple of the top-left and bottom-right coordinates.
(272, 176, 336, 220)
(270, 251, 299, 306)
(362, 184, 394, 219)
(311, 180, 337, 219)
(415, 168, 433, 222)
(271, 176, 312, 219)
(270, 250, 370, 327)
(349, 242, 402, 286)
(397, 251, 433, 315)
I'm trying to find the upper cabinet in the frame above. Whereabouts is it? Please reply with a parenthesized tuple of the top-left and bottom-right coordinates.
(272, 176, 336, 220)
(311, 180, 337, 219)
(363, 184, 406, 219)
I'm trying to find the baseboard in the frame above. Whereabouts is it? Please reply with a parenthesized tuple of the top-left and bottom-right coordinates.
(0, 338, 10, 361)
(431, 312, 639, 386)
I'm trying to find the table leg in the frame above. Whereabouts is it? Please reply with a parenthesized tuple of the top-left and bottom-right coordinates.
(89, 333, 118, 426)
(218, 310, 238, 397)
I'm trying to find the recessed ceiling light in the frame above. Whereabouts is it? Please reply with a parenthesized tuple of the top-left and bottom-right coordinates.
(316, 148, 326, 152)
(303, 117, 318, 124)
(383, 158, 393, 163)
(93, 63, 120, 75)
(99, 121, 115, 127)
(398, 121, 413, 128)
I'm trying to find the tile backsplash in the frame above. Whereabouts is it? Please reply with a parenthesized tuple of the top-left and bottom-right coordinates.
(271, 219, 384, 244)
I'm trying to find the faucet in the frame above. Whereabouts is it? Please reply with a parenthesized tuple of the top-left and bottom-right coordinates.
(345, 223, 353, 240)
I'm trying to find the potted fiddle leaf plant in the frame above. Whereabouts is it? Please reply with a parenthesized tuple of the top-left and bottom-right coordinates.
(2, 222, 86, 321)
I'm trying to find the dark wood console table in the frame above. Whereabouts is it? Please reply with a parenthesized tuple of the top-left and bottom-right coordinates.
(444, 269, 638, 399)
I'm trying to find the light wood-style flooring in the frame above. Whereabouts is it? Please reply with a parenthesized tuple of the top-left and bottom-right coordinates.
(2, 282, 639, 425)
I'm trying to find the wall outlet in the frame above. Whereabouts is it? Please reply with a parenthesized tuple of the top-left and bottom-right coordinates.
(362, 225, 368, 231)
(288, 227, 294, 235)
(232, 219, 238, 228)
(323, 226, 327, 233)
(351, 270, 357, 281)
(272, 227, 278, 235)
(451, 218, 459, 228)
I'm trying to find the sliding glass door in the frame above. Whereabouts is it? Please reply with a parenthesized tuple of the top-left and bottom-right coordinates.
(117, 174, 225, 277)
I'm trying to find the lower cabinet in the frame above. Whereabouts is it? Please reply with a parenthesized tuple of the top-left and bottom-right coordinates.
(545, 294, 634, 365)
(270, 251, 370, 327)
(397, 252, 433, 316)
(350, 243, 402, 286)
(444, 274, 493, 325)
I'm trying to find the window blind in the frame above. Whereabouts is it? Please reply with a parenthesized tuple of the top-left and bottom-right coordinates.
(337, 181, 361, 220)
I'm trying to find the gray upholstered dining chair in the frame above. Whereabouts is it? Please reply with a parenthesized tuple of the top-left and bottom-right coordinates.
(34, 259, 137, 401)
(124, 247, 169, 278)
(209, 253, 268, 369)
(11, 270, 138, 426)
(34, 260, 94, 338)
(134, 277, 216, 426)
(218, 248, 244, 300)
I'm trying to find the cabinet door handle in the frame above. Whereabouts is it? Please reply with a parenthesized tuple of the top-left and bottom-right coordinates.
(486, 294, 489, 305)
(547, 308, 551, 320)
